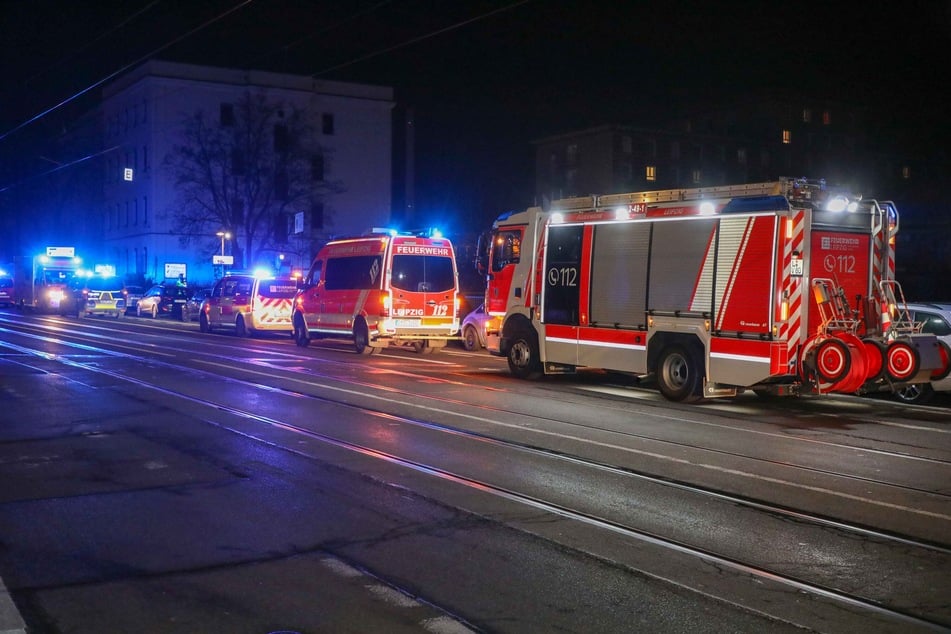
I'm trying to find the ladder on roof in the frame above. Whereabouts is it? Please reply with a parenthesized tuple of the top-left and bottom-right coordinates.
(551, 176, 820, 210)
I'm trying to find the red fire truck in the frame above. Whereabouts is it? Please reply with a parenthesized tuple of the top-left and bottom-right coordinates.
(12, 247, 83, 314)
(477, 178, 949, 402)
(293, 230, 461, 354)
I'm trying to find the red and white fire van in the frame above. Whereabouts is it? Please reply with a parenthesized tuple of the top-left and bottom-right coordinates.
(293, 230, 460, 354)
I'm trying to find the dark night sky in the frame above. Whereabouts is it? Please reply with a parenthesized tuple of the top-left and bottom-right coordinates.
(2, 0, 950, 229)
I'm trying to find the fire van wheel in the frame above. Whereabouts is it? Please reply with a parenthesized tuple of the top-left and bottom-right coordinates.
(656, 345, 703, 403)
(462, 325, 479, 351)
(354, 320, 377, 355)
(507, 328, 542, 379)
(199, 312, 211, 333)
(293, 315, 309, 347)
(235, 315, 248, 337)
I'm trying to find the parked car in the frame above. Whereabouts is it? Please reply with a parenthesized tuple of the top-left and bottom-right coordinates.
(200, 273, 296, 336)
(76, 276, 126, 318)
(0, 275, 13, 307)
(123, 285, 145, 315)
(181, 288, 211, 322)
(893, 302, 951, 404)
(460, 302, 496, 351)
(136, 283, 189, 319)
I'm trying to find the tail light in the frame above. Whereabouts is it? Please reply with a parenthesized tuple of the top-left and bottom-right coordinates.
(380, 294, 391, 316)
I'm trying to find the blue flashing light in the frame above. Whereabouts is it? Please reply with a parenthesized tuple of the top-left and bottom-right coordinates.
(252, 267, 274, 279)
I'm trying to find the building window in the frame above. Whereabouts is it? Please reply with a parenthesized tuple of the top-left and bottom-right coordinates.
(312, 153, 325, 181)
(692, 169, 702, 184)
(322, 113, 335, 135)
(646, 138, 657, 158)
(312, 202, 325, 230)
(761, 149, 770, 167)
(619, 161, 632, 181)
(274, 170, 289, 200)
(822, 110, 832, 125)
(142, 145, 149, 172)
(737, 148, 747, 164)
(802, 108, 812, 123)
(231, 148, 246, 176)
(143, 196, 148, 226)
(565, 168, 578, 194)
(621, 135, 632, 154)
(902, 166, 911, 180)
(566, 144, 579, 166)
(220, 103, 235, 127)
(273, 123, 289, 153)
(782, 129, 792, 144)
(646, 165, 656, 182)
(670, 140, 680, 160)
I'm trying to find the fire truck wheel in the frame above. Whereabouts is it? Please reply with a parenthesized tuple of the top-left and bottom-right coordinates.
(354, 320, 377, 355)
(235, 315, 248, 337)
(199, 312, 211, 333)
(657, 345, 703, 403)
(885, 340, 919, 382)
(507, 328, 542, 379)
(893, 383, 935, 405)
(293, 315, 309, 347)
(814, 338, 851, 384)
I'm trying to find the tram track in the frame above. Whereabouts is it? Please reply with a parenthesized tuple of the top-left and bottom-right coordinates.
(1, 316, 950, 630)
(4, 318, 951, 505)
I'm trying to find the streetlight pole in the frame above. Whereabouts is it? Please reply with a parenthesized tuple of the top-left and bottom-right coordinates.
(216, 231, 231, 279)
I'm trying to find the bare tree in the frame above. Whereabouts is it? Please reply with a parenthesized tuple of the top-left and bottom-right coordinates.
(164, 91, 342, 270)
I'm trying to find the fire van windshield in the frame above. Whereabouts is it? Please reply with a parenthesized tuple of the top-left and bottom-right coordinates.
(391, 255, 454, 293)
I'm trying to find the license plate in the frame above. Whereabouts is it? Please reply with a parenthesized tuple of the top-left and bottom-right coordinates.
(394, 319, 421, 327)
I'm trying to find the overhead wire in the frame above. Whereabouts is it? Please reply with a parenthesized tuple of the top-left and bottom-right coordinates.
(0, 0, 256, 144)
(311, 0, 532, 77)
(23, 0, 164, 88)
(0, 0, 533, 192)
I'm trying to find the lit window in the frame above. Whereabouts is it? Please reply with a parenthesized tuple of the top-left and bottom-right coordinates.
(692, 169, 702, 184)
(646, 165, 656, 181)
(822, 110, 832, 125)
(902, 166, 911, 180)
(782, 130, 792, 144)
(802, 108, 812, 123)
